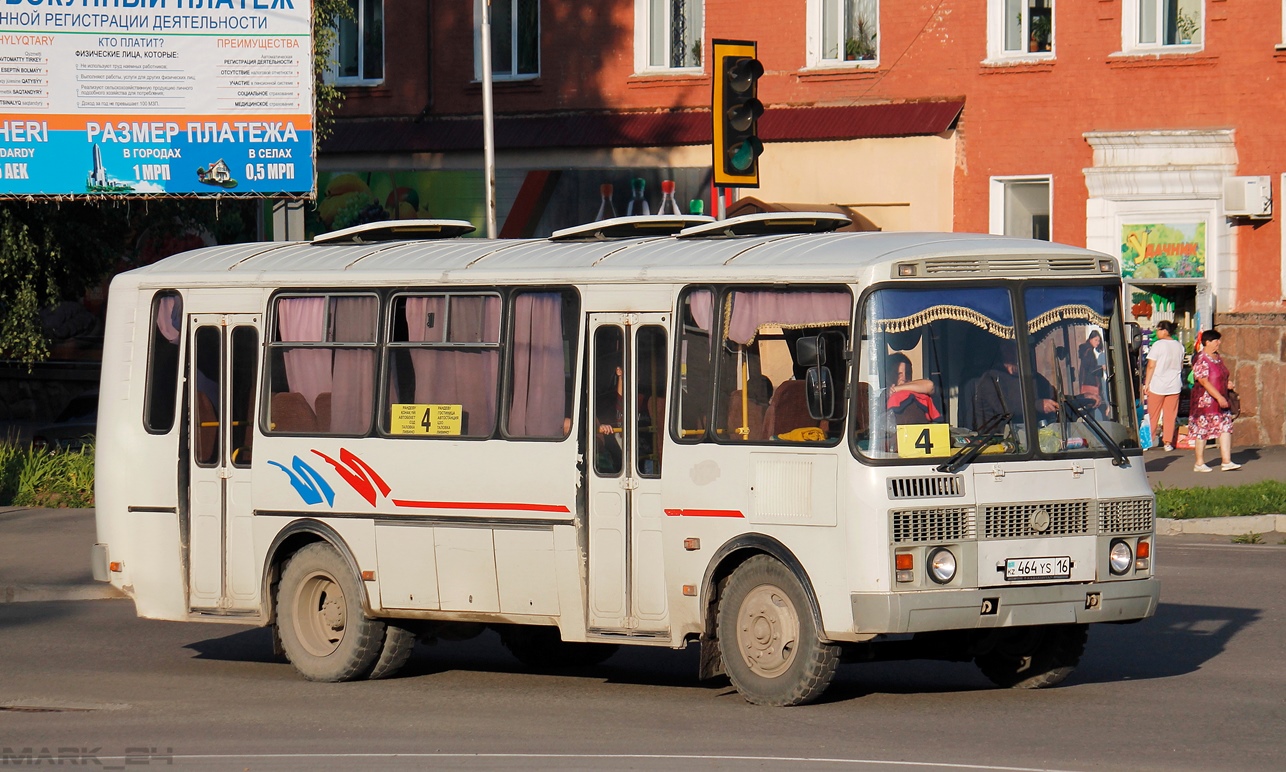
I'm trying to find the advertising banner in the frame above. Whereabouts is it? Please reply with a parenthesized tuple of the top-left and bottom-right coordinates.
(0, 0, 313, 197)
(1120, 222, 1206, 280)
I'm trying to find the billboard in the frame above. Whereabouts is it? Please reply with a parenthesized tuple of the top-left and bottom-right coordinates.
(1120, 222, 1206, 280)
(0, 0, 313, 197)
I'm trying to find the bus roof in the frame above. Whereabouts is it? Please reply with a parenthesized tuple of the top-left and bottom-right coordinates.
(119, 230, 1116, 288)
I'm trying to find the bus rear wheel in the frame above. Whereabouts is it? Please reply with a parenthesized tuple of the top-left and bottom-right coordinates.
(716, 556, 839, 706)
(277, 542, 385, 682)
(975, 623, 1088, 689)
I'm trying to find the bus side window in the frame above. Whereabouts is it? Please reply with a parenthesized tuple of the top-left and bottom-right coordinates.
(266, 294, 377, 436)
(676, 288, 714, 442)
(506, 290, 578, 439)
(144, 290, 183, 433)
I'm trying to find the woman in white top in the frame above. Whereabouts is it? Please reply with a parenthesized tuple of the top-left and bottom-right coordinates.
(1143, 320, 1184, 451)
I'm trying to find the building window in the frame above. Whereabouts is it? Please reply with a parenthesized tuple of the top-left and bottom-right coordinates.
(808, 0, 879, 66)
(332, 0, 384, 84)
(476, 0, 540, 80)
(1124, 0, 1202, 51)
(990, 177, 1052, 240)
(988, 0, 1053, 59)
(636, 0, 703, 72)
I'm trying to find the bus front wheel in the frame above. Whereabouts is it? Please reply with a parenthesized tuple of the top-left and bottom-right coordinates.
(974, 623, 1088, 689)
(716, 556, 839, 706)
(277, 542, 386, 682)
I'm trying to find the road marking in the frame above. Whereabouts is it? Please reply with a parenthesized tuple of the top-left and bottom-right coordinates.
(88, 753, 1084, 771)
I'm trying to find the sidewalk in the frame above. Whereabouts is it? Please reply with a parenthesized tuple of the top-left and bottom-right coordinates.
(3, 447, 1284, 604)
(0, 506, 122, 603)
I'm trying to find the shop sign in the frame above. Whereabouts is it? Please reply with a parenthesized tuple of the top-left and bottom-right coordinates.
(1120, 223, 1205, 279)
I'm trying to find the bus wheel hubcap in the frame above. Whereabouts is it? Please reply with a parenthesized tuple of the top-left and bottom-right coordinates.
(295, 571, 346, 658)
(737, 584, 800, 678)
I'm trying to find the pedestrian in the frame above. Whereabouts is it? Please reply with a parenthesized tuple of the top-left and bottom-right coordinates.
(1143, 320, 1184, 451)
(1188, 329, 1240, 472)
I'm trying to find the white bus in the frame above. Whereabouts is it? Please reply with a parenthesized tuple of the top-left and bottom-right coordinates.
(93, 214, 1158, 706)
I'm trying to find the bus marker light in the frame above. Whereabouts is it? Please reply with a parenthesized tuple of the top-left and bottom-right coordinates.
(897, 263, 917, 277)
(1136, 540, 1150, 559)
(895, 554, 913, 571)
(683, 538, 701, 551)
(896, 571, 914, 583)
(361, 570, 376, 581)
(109, 561, 123, 573)
(682, 585, 697, 596)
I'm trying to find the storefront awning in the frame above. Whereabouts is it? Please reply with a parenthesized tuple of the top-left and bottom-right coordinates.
(323, 101, 965, 155)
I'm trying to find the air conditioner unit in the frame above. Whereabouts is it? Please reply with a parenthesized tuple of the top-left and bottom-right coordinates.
(1223, 176, 1272, 219)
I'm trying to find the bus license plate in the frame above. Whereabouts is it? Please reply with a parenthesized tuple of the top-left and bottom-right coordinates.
(1004, 556, 1071, 581)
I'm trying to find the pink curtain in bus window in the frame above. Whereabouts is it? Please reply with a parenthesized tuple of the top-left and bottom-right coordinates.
(277, 297, 331, 410)
(405, 296, 500, 435)
(687, 290, 713, 332)
(508, 293, 565, 437)
(725, 291, 851, 346)
(329, 296, 376, 434)
(155, 294, 182, 344)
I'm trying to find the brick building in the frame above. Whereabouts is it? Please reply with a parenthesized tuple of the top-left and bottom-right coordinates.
(320, 0, 1286, 445)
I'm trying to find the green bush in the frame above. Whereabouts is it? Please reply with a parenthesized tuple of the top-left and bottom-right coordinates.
(1155, 481, 1286, 520)
(0, 443, 95, 508)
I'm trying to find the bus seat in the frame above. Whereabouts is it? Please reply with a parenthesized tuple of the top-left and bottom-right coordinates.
(196, 391, 218, 463)
(270, 392, 317, 433)
(763, 380, 820, 438)
(313, 392, 332, 433)
(726, 389, 768, 440)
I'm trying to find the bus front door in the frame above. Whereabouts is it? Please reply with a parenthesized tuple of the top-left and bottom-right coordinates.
(186, 314, 260, 613)
(586, 314, 670, 635)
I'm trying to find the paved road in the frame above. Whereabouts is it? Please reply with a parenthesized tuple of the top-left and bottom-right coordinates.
(1, 535, 1282, 772)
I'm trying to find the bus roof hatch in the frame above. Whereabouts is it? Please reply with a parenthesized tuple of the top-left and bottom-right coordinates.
(549, 215, 714, 241)
(311, 219, 477, 245)
(676, 212, 851, 239)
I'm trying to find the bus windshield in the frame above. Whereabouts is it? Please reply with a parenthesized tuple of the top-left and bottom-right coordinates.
(855, 283, 1139, 462)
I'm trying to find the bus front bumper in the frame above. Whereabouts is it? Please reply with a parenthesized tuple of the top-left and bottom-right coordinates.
(850, 577, 1159, 634)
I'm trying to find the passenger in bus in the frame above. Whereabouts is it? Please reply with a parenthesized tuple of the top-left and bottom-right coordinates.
(973, 343, 1058, 429)
(884, 352, 940, 425)
(1078, 328, 1108, 419)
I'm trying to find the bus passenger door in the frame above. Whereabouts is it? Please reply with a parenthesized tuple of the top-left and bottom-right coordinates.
(586, 313, 670, 634)
(186, 314, 260, 613)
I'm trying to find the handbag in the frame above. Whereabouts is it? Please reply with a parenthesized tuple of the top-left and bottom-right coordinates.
(1227, 388, 1241, 418)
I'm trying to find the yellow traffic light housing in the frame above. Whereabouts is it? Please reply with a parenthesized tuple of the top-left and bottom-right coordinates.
(712, 39, 763, 188)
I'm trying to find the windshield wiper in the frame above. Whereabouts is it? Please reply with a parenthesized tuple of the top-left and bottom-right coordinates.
(1060, 394, 1129, 467)
(937, 412, 1011, 474)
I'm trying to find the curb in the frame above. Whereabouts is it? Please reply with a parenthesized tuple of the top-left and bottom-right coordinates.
(1157, 514, 1286, 536)
(1, 584, 125, 604)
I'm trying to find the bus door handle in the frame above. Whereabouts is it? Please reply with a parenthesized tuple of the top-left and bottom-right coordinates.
(619, 477, 639, 491)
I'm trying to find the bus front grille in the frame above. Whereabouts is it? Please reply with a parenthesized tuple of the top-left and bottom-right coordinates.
(891, 506, 976, 543)
(1098, 497, 1155, 534)
(983, 501, 1092, 539)
(887, 475, 964, 499)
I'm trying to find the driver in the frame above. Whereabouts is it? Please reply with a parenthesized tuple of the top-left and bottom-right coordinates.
(973, 342, 1058, 429)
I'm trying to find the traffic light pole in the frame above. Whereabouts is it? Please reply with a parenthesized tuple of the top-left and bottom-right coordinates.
(480, 0, 498, 239)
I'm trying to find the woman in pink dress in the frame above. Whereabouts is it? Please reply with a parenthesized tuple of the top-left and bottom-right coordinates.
(1188, 330, 1240, 472)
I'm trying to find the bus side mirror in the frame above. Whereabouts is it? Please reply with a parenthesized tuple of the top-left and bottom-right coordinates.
(1126, 322, 1143, 353)
(796, 336, 824, 367)
(806, 365, 834, 421)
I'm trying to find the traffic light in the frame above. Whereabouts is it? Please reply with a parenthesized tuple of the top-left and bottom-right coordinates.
(712, 39, 763, 188)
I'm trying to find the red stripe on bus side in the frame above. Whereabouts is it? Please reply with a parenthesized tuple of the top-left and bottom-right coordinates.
(664, 508, 745, 518)
(391, 499, 571, 513)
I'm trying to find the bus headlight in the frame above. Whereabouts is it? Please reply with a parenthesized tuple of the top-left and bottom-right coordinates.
(1109, 539, 1133, 576)
(927, 547, 957, 584)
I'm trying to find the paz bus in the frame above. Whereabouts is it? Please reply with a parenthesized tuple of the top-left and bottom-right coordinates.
(93, 214, 1158, 706)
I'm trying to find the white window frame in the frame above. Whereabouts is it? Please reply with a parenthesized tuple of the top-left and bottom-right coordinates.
(985, 0, 1055, 62)
(989, 176, 1053, 240)
(327, 0, 384, 86)
(474, 0, 541, 82)
(1121, 0, 1204, 54)
(1280, 1, 1286, 50)
(805, 0, 880, 69)
(634, 0, 704, 75)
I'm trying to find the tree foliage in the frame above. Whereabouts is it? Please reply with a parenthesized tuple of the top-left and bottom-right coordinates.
(0, 2, 350, 366)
